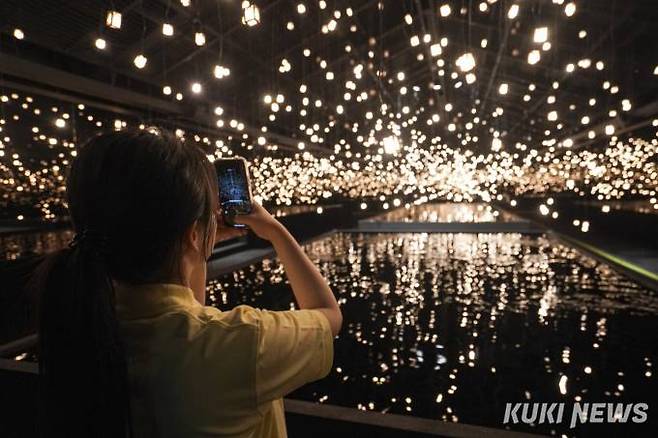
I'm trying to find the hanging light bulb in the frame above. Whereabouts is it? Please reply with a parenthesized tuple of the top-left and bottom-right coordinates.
(13, 28, 25, 40)
(133, 54, 148, 69)
(241, 1, 261, 26)
(94, 37, 107, 50)
(105, 10, 122, 29)
(533, 27, 548, 43)
(195, 31, 206, 46)
(382, 136, 400, 154)
(456, 52, 476, 72)
(527, 50, 541, 65)
(162, 23, 174, 36)
(507, 4, 519, 19)
(564, 2, 576, 17)
(191, 82, 202, 94)
(214, 65, 231, 79)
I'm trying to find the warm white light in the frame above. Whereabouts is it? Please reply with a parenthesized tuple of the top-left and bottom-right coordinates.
(133, 54, 147, 69)
(382, 136, 401, 154)
(404, 14, 413, 25)
(492, 138, 503, 151)
(564, 2, 576, 17)
(214, 65, 230, 79)
(430, 43, 442, 57)
(214, 106, 224, 116)
(439, 4, 451, 17)
(533, 27, 548, 43)
(242, 3, 261, 26)
(94, 38, 106, 50)
(297, 3, 306, 14)
(191, 82, 202, 94)
(13, 28, 25, 40)
(162, 86, 172, 95)
(195, 32, 206, 46)
(547, 110, 558, 121)
(498, 83, 509, 95)
(106, 11, 122, 29)
(605, 124, 615, 135)
(55, 118, 66, 128)
(456, 52, 476, 72)
(507, 4, 519, 19)
(162, 23, 174, 36)
(527, 50, 541, 65)
(410, 35, 420, 47)
(621, 99, 632, 111)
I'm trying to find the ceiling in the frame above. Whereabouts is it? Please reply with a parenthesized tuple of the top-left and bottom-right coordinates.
(1, 0, 657, 156)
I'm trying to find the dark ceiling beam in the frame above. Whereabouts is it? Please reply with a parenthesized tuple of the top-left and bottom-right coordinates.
(0, 52, 325, 155)
(0, 53, 181, 114)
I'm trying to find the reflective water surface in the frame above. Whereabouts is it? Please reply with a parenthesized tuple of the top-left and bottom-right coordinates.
(368, 203, 518, 223)
(207, 232, 657, 435)
(0, 229, 74, 261)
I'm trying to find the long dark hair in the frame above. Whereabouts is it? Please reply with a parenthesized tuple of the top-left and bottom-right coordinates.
(33, 130, 218, 437)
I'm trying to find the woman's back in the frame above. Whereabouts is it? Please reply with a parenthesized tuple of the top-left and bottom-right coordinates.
(36, 131, 341, 437)
(116, 283, 333, 437)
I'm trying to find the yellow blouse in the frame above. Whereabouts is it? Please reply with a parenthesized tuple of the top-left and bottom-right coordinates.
(114, 283, 334, 437)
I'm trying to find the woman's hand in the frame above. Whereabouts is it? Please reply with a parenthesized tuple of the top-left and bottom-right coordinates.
(233, 202, 285, 242)
(215, 211, 248, 244)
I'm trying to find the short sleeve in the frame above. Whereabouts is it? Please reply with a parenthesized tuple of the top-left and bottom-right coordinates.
(254, 308, 334, 405)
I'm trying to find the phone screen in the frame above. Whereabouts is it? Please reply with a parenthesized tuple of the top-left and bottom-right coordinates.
(215, 158, 252, 225)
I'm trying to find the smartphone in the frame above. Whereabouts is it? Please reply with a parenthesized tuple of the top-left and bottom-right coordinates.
(214, 157, 253, 228)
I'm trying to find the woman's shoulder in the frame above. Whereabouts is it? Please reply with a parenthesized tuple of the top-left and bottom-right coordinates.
(195, 304, 266, 328)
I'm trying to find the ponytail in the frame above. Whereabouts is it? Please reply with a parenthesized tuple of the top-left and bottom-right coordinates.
(33, 129, 218, 436)
(36, 239, 131, 437)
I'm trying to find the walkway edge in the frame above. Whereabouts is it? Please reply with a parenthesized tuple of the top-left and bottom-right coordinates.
(284, 399, 546, 438)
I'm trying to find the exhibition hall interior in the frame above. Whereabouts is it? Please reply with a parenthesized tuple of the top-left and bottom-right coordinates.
(0, 0, 656, 437)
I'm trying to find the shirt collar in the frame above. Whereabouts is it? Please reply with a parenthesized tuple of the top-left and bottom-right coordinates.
(114, 282, 201, 320)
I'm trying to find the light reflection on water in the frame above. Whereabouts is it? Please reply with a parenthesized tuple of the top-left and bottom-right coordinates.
(368, 203, 518, 223)
(207, 232, 657, 435)
(0, 229, 74, 261)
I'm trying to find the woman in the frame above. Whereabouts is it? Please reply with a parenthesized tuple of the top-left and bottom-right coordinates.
(35, 130, 342, 437)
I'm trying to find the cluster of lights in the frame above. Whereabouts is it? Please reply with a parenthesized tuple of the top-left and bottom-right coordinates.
(1, 0, 656, 231)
